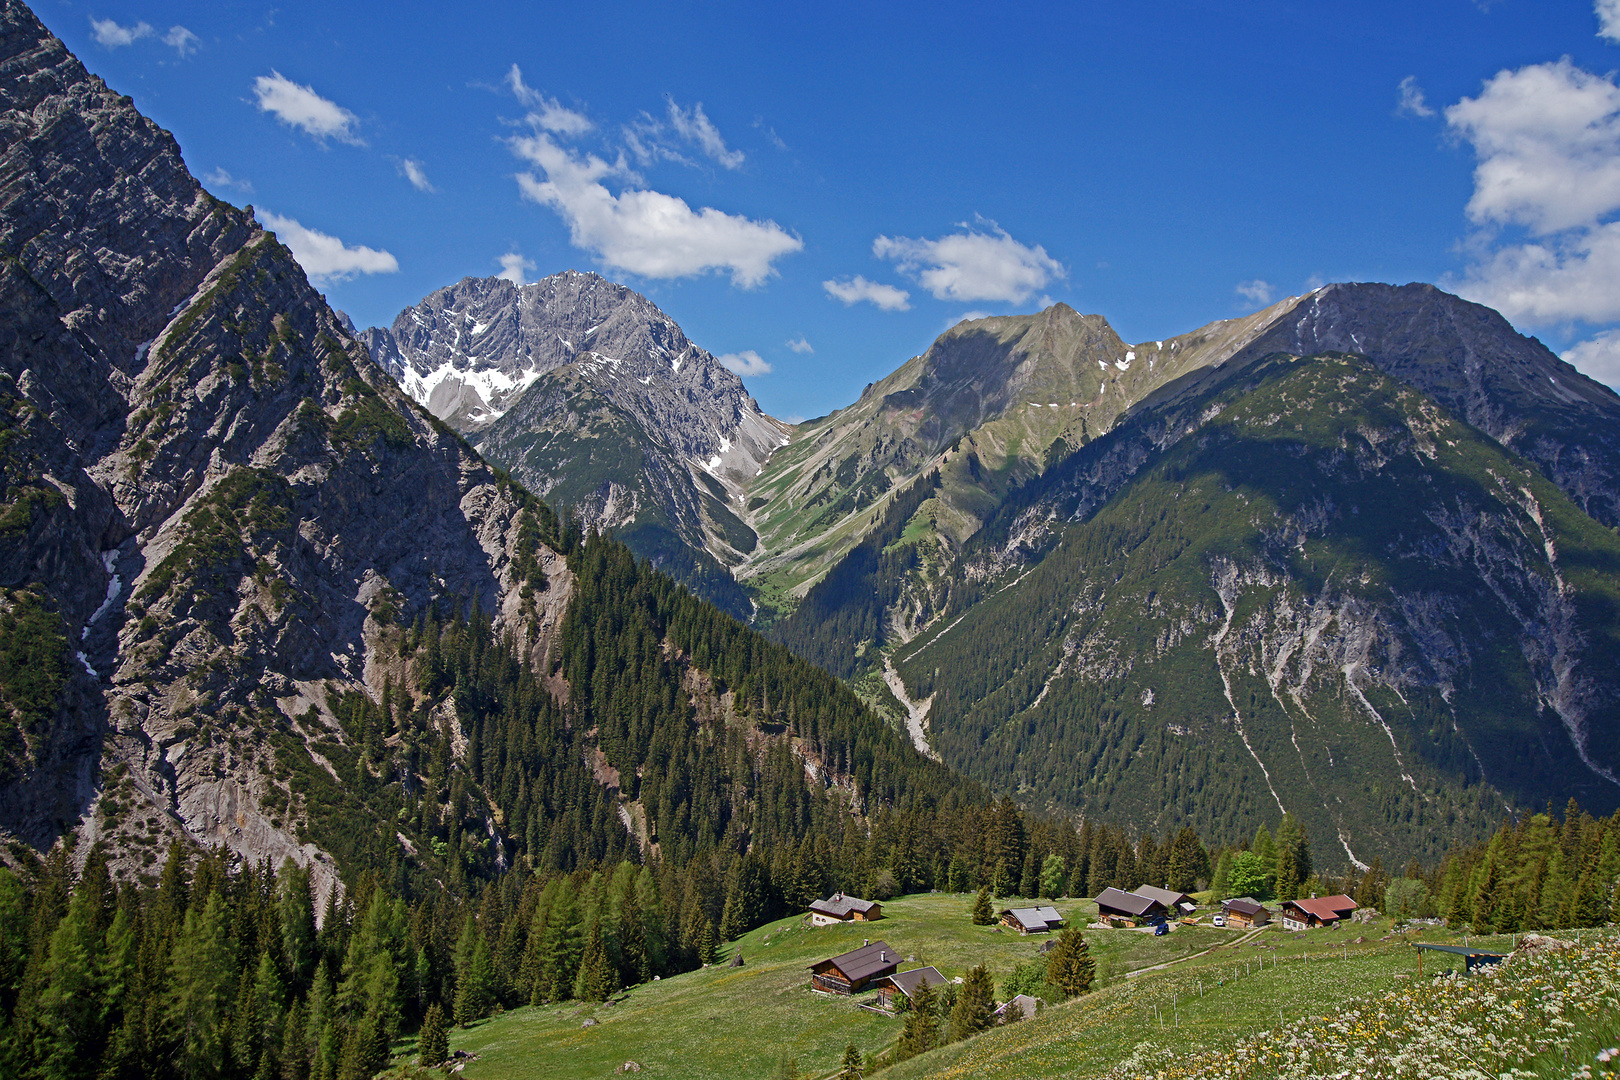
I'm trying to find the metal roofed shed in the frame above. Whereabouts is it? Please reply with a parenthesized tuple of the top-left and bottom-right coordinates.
(1411, 942, 1509, 975)
(1000, 906, 1066, 934)
(1093, 888, 1170, 923)
(1135, 885, 1198, 914)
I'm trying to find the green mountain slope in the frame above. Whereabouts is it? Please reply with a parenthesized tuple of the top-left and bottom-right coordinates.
(893, 351, 1620, 865)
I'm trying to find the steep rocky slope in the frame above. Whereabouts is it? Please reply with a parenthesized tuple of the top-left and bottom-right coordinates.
(0, 2, 568, 894)
(362, 274, 788, 617)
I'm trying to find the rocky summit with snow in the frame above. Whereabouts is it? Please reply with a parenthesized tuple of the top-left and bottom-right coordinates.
(360, 272, 789, 617)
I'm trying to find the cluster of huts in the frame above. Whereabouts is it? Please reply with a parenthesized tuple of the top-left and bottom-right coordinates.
(1090, 885, 1359, 931)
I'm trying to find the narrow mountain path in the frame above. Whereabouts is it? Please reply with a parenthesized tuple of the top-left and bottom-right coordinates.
(883, 656, 940, 761)
(1124, 926, 1267, 977)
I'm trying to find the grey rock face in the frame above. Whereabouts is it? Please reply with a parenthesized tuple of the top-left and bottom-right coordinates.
(0, 0, 565, 892)
(363, 272, 789, 616)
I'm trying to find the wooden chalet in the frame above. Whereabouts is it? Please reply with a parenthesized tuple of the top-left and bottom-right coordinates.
(874, 965, 946, 1010)
(1135, 885, 1198, 915)
(1093, 887, 1170, 923)
(1280, 894, 1358, 930)
(999, 906, 1066, 934)
(1221, 897, 1272, 929)
(808, 892, 883, 926)
(809, 939, 900, 995)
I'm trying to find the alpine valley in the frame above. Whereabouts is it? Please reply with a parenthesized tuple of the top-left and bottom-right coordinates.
(7, 0, 1620, 1076)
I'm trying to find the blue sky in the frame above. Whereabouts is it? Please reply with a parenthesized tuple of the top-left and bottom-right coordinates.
(40, 0, 1620, 420)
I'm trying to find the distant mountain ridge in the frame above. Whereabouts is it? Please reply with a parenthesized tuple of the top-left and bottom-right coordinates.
(361, 273, 789, 616)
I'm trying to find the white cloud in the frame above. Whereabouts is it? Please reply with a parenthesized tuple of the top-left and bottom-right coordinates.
(823, 275, 912, 311)
(667, 100, 744, 169)
(1450, 221, 1620, 322)
(1446, 58, 1620, 234)
(91, 18, 152, 47)
(873, 225, 1065, 304)
(1599, 0, 1620, 42)
(162, 25, 199, 57)
(951, 311, 994, 327)
(1397, 76, 1435, 118)
(1235, 279, 1276, 305)
(716, 350, 771, 377)
(204, 168, 252, 195)
(496, 252, 536, 285)
(785, 336, 813, 354)
(253, 71, 362, 145)
(1564, 328, 1620, 388)
(506, 65, 592, 135)
(399, 158, 434, 192)
(510, 130, 801, 288)
(258, 210, 398, 285)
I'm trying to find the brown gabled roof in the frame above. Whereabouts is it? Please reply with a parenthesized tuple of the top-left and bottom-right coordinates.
(811, 940, 900, 982)
(1222, 898, 1270, 918)
(808, 892, 880, 918)
(1285, 895, 1358, 922)
(1094, 887, 1167, 917)
(883, 966, 946, 999)
(1135, 885, 1195, 909)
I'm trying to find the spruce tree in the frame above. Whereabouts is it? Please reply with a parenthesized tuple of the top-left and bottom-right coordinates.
(453, 918, 495, 1025)
(418, 1002, 449, 1067)
(970, 886, 994, 926)
(166, 892, 234, 1080)
(949, 964, 994, 1042)
(1046, 929, 1096, 998)
(838, 1041, 863, 1079)
(895, 979, 939, 1061)
(577, 922, 616, 1003)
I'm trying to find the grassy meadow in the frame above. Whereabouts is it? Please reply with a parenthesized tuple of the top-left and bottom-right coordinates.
(396, 892, 1567, 1079)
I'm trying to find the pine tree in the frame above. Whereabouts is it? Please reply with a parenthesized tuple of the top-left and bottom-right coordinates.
(166, 892, 235, 1080)
(1046, 928, 1095, 998)
(453, 918, 495, 1025)
(34, 885, 107, 1080)
(894, 979, 938, 1061)
(577, 921, 617, 1003)
(949, 964, 994, 1042)
(417, 1002, 449, 1067)
(970, 886, 993, 926)
(838, 1041, 864, 1079)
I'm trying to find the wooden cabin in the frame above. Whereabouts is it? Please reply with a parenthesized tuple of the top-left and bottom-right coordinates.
(1093, 887, 1170, 924)
(808, 892, 883, 926)
(1135, 885, 1198, 915)
(809, 940, 900, 995)
(1221, 897, 1272, 929)
(1280, 895, 1358, 930)
(874, 965, 946, 1010)
(999, 906, 1065, 934)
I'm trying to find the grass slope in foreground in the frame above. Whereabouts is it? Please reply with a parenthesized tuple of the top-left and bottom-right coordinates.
(414, 893, 1615, 1079)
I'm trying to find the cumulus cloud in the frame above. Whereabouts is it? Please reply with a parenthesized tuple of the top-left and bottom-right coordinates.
(1235, 279, 1276, 305)
(162, 25, 199, 56)
(1446, 59, 1620, 324)
(91, 18, 152, 47)
(204, 168, 252, 195)
(510, 130, 800, 287)
(1446, 58, 1620, 234)
(667, 100, 743, 169)
(398, 158, 434, 192)
(1565, 328, 1620, 388)
(506, 65, 592, 135)
(717, 350, 771, 377)
(1397, 76, 1435, 118)
(496, 252, 536, 285)
(951, 311, 993, 327)
(258, 210, 398, 285)
(253, 72, 362, 145)
(1600, 0, 1620, 42)
(823, 275, 912, 311)
(873, 224, 1065, 304)
(785, 336, 813, 354)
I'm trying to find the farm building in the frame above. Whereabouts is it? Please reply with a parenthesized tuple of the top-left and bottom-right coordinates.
(1280, 894, 1358, 930)
(1093, 887, 1170, 923)
(1221, 897, 1272, 928)
(874, 965, 947, 1010)
(809, 940, 900, 995)
(808, 892, 883, 926)
(994, 994, 1041, 1024)
(1135, 885, 1198, 915)
(999, 906, 1066, 934)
